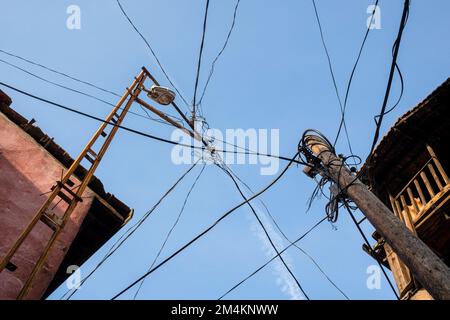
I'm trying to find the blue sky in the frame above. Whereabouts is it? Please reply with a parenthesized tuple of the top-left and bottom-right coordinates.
(1, 0, 449, 300)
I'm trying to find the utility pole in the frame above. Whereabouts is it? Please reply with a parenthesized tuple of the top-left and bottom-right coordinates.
(301, 132, 450, 300)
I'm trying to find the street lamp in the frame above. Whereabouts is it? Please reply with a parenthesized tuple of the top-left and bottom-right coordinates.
(145, 85, 176, 105)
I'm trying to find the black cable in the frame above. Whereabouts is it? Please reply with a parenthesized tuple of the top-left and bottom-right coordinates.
(368, 0, 410, 157)
(0, 58, 116, 107)
(310, 0, 355, 159)
(192, 0, 210, 116)
(0, 81, 189, 145)
(197, 117, 279, 157)
(299, 130, 358, 223)
(0, 49, 189, 127)
(0, 49, 121, 97)
(217, 162, 310, 300)
(0, 52, 278, 165)
(196, 0, 241, 108)
(376, 61, 404, 118)
(136, 103, 181, 126)
(219, 216, 327, 300)
(373, 38, 407, 125)
(110, 152, 299, 300)
(343, 203, 400, 300)
(333, 0, 380, 148)
(62, 161, 200, 300)
(0, 81, 311, 167)
(132, 164, 206, 299)
(200, 124, 334, 301)
(0, 58, 172, 126)
(116, 0, 190, 107)
(224, 166, 348, 299)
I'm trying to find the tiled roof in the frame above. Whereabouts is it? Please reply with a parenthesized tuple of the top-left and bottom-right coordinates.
(360, 77, 450, 193)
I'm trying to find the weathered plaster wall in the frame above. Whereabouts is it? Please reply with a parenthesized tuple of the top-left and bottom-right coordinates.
(0, 112, 94, 299)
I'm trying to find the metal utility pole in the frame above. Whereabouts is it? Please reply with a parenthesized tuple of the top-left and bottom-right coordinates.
(301, 132, 450, 300)
(0, 67, 198, 299)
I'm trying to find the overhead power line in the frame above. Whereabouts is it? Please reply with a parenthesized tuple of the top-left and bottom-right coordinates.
(196, 0, 241, 108)
(192, 0, 211, 117)
(219, 216, 327, 299)
(0, 81, 191, 146)
(0, 81, 310, 167)
(0, 58, 117, 107)
(343, 202, 400, 300)
(133, 164, 206, 299)
(110, 152, 300, 300)
(62, 161, 200, 300)
(217, 162, 310, 300)
(310, 0, 355, 159)
(368, 0, 410, 157)
(0, 54, 182, 126)
(333, 0, 380, 148)
(0, 48, 120, 97)
(116, 0, 190, 107)
(224, 167, 349, 299)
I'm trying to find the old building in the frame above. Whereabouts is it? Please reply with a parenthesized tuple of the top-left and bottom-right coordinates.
(0, 90, 133, 299)
(360, 78, 450, 300)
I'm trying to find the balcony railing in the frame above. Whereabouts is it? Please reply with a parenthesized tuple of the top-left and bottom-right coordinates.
(389, 147, 450, 228)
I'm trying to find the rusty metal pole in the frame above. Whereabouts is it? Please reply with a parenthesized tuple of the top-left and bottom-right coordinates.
(14, 71, 148, 299)
(303, 133, 450, 300)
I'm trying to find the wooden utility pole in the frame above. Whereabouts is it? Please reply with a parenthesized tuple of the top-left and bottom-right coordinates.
(302, 133, 450, 300)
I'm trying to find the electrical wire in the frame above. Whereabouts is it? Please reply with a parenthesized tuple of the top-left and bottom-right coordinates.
(0, 0, 409, 297)
(1, 81, 317, 298)
(61, 161, 200, 300)
(343, 202, 400, 300)
(2, 44, 300, 164)
(0, 49, 120, 97)
(310, 0, 355, 159)
(299, 129, 360, 223)
(376, 61, 404, 118)
(218, 216, 327, 300)
(196, 0, 241, 108)
(115, 0, 190, 107)
(368, 0, 410, 158)
(0, 49, 188, 126)
(224, 167, 349, 299)
(110, 152, 300, 300)
(333, 0, 380, 148)
(192, 0, 210, 117)
(0, 81, 311, 167)
(0, 58, 174, 126)
(372, 32, 408, 125)
(0, 78, 334, 297)
(0, 58, 116, 106)
(216, 162, 310, 300)
(0, 81, 191, 145)
(132, 164, 206, 299)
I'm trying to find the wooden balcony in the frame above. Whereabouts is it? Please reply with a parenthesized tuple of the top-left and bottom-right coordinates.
(389, 146, 450, 229)
(385, 146, 450, 298)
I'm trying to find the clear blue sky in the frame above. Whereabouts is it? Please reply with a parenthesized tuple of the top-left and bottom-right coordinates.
(1, 0, 449, 300)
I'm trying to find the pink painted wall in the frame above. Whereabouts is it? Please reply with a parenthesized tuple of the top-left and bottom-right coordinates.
(0, 113, 95, 300)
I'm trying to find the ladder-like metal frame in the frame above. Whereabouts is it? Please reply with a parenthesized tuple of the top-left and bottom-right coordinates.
(0, 70, 149, 299)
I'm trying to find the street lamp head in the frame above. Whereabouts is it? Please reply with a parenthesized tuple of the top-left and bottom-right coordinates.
(146, 85, 176, 105)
